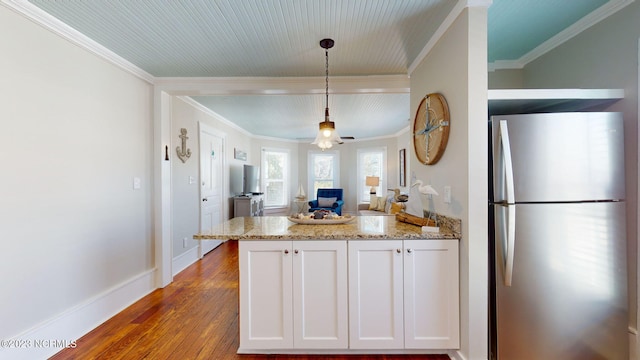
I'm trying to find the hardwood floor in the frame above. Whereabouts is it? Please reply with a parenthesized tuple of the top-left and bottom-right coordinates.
(50, 240, 450, 360)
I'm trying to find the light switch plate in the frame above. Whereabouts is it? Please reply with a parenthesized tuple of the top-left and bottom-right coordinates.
(444, 186, 451, 203)
(133, 177, 141, 190)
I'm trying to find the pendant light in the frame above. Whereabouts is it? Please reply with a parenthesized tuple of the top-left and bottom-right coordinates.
(312, 38, 343, 150)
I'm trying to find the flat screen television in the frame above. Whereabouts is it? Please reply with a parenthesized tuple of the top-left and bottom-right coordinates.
(243, 164, 261, 195)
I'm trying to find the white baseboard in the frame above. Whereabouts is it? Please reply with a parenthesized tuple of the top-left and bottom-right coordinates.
(172, 245, 200, 276)
(0, 269, 156, 360)
(449, 350, 466, 360)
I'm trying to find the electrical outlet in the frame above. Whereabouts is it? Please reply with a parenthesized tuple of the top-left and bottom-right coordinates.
(183, 237, 188, 248)
(444, 186, 452, 204)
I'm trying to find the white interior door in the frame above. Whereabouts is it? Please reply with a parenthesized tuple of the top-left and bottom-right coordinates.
(199, 123, 224, 256)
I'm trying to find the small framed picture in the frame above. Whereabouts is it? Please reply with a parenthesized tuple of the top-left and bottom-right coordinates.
(234, 148, 247, 161)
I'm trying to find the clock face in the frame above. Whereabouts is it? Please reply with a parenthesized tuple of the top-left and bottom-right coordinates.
(413, 93, 450, 165)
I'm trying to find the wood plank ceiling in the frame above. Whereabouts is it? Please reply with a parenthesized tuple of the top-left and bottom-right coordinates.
(19, 0, 623, 140)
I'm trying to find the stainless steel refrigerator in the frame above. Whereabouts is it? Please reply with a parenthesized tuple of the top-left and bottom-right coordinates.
(489, 112, 628, 360)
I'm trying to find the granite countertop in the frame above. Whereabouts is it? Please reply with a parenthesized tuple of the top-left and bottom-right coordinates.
(194, 215, 461, 241)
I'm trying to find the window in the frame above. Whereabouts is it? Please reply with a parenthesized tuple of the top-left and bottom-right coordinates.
(357, 147, 387, 204)
(308, 150, 340, 197)
(261, 147, 289, 208)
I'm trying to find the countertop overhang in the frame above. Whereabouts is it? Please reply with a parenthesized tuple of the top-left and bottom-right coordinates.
(194, 215, 461, 241)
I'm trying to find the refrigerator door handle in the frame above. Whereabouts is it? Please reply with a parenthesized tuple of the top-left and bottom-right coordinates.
(499, 120, 516, 204)
(504, 205, 515, 286)
(499, 120, 516, 286)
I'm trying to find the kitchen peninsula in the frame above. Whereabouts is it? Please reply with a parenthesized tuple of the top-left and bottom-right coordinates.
(195, 215, 461, 355)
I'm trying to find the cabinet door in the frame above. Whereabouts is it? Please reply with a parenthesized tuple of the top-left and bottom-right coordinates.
(292, 241, 348, 349)
(404, 239, 459, 349)
(348, 240, 404, 349)
(234, 198, 249, 217)
(239, 241, 293, 350)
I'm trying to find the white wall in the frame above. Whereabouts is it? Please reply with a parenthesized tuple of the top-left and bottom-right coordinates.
(0, 4, 154, 356)
(171, 97, 256, 259)
(488, 69, 523, 89)
(495, 0, 640, 333)
(409, 7, 488, 360)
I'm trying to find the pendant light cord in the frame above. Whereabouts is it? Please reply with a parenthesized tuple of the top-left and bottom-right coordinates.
(325, 47, 329, 117)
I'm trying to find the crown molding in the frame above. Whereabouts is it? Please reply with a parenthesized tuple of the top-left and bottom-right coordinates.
(176, 96, 253, 138)
(408, 0, 492, 75)
(155, 75, 410, 96)
(1, 0, 155, 84)
(491, 0, 635, 71)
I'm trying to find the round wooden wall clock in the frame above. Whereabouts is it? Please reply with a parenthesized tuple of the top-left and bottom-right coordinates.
(413, 93, 450, 165)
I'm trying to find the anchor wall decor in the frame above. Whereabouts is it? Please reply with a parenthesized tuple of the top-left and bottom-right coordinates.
(176, 128, 192, 163)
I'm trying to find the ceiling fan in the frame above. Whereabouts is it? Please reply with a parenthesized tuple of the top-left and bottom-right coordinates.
(298, 135, 355, 143)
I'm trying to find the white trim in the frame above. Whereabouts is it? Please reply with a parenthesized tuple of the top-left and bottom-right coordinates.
(488, 88, 625, 101)
(172, 246, 200, 276)
(179, 96, 252, 138)
(0, 0, 155, 84)
(155, 75, 409, 96)
(636, 36, 640, 360)
(631, 326, 638, 360)
(490, 0, 635, 71)
(408, 0, 492, 75)
(198, 114, 228, 140)
(0, 269, 156, 360)
(488, 60, 524, 72)
(184, 96, 300, 148)
(449, 350, 467, 360)
(198, 121, 227, 257)
(155, 90, 173, 287)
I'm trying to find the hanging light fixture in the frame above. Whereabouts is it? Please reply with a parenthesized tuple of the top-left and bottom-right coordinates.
(312, 38, 343, 150)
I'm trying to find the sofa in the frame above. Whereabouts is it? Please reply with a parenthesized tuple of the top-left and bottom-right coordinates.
(357, 193, 405, 216)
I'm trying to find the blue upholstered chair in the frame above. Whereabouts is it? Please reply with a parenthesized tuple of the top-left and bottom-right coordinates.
(308, 188, 344, 215)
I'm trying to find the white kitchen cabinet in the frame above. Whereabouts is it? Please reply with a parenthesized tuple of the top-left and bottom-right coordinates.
(293, 241, 348, 349)
(348, 240, 405, 349)
(404, 239, 459, 349)
(239, 240, 348, 351)
(239, 241, 293, 349)
(348, 239, 460, 350)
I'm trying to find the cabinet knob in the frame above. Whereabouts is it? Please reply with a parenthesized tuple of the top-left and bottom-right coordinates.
(396, 248, 401, 254)
(294, 249, 299, 254)
(407, 248, 413, 254)
(284, 249, 289, 255)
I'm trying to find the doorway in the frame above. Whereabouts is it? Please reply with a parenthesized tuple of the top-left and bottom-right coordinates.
(199, 122, 225, 256)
